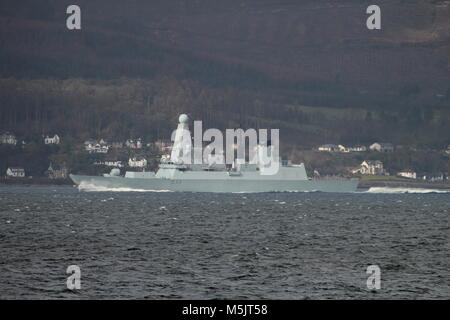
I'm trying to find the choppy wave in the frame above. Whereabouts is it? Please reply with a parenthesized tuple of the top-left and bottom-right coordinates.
(274, 190, 320, 193)
(364, 187, 450, 194)
(2, 185, 450, 299)
(231, 190, 320, 194)
(78, 182, 172, 192)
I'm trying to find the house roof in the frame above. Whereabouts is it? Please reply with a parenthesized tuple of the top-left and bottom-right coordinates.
(8, 167, 25, 171)
(364, 160, 382, 165)
(371, 142, 393, 146)
(320, 144, 339, 148)
(130, 156, 146, 161)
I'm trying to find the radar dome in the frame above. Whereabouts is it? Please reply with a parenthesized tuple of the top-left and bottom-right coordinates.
(179, 114, 189, 123)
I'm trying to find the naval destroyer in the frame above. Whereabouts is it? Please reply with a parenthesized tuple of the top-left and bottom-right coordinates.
(70, 115, 359, 193)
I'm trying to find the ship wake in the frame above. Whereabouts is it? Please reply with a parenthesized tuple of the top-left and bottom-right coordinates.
(364, 187, 450, 194)
(78, 182, 172, 193)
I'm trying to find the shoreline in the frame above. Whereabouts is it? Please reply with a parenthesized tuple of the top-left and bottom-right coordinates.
(0, 177, 72, 186)
(1, 177, 449, 190)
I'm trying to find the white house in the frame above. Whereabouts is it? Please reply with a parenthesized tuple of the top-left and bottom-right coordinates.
(46, 163, 68, 179)
(424, 173, 445, 182)
(94, 144, 109, 153)
(318, 144, 366, 153)
(0, 132, 17, 145)
(94, 159, 124, 167)
(445, 146, 450, 155)
(44, 134, 60, 145)
(128, 157, 147, 168)
(318, 144, 340, 152)
(84, 140, 97, 151)
(352, 160, 384, 175)
(125, 138, 143, 149)
(347, 145, 367, 152)
(397, 170, 417, 179)
(6, 167, 25, 177)
(84, 140, 109, 153)
(370, 142, 394, 152)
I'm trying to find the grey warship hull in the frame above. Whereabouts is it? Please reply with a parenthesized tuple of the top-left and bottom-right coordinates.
(70, 114, 359, 193)
(69, 174, 359, 193)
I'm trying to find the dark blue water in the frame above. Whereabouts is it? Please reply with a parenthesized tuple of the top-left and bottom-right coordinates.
(0, 185, 449, 299)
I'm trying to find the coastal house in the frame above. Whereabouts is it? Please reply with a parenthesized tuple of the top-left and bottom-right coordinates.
(84, 140, 109, 153)
(84, 139, 97, 151)
(423, 173, 445, 182)
(347, 145, 367, 152)
(125, 138, 142, 149)
(94, 158, 124, 168)
(153, 140, 172, 153)
(84, 139, 96, 145)
(318, 144, 340, 152)
(44, 134, 60, 145)
(0, 132, 17, 145)
(445, 146, 450, 155)
(352, 160, 384, 175)
(128, 157, 147, 168)
(98, 145, 109, 153)
(46, 163, 68, 179)
(369, 142, 394, 152)
(92, 144, 109, 153)
(397, 170, 417, 179)
(6, 167, 25, 178)
(318, 144, 366, 153)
